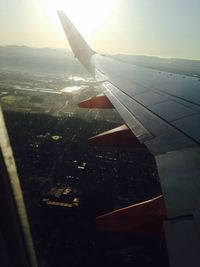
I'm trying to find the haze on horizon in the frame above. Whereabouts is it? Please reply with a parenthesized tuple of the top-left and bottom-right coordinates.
(1, 0, 200, 60)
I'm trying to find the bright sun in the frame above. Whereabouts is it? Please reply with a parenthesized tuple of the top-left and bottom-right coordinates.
(43, 0, 115, 37)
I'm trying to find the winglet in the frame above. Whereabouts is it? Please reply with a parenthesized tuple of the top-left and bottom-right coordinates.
(57, 10, 95, 73)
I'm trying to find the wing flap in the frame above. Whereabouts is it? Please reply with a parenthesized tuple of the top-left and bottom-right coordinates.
(164, 214, 200, 267)
(156, 146, 200, 218)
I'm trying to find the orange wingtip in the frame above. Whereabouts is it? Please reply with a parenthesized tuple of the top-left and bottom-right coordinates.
(78, 94, 114, 109)
(96, 195, 166, 237)
(88, 124, 143, 147)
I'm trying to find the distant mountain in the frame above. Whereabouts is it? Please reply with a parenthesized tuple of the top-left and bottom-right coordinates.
(0, 46, 89, 76)
(112, 54, 200, 78)
(1, 46, 200, 78)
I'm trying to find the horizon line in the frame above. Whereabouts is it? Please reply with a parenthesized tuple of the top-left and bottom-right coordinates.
(0, 44, 200, 61)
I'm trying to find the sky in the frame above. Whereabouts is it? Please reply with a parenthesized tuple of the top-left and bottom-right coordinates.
(0, 0, 200, 59)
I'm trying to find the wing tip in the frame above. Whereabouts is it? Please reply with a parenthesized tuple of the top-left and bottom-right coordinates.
(57, 10, 95, 73)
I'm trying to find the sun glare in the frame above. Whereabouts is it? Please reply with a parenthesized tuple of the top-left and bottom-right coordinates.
(43, 0, 115, 37)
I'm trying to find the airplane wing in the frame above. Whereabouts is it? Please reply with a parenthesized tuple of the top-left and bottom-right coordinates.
(58, 11, 200, 267)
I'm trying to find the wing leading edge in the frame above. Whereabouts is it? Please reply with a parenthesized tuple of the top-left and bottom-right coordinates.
(58, 11, 200, 267)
